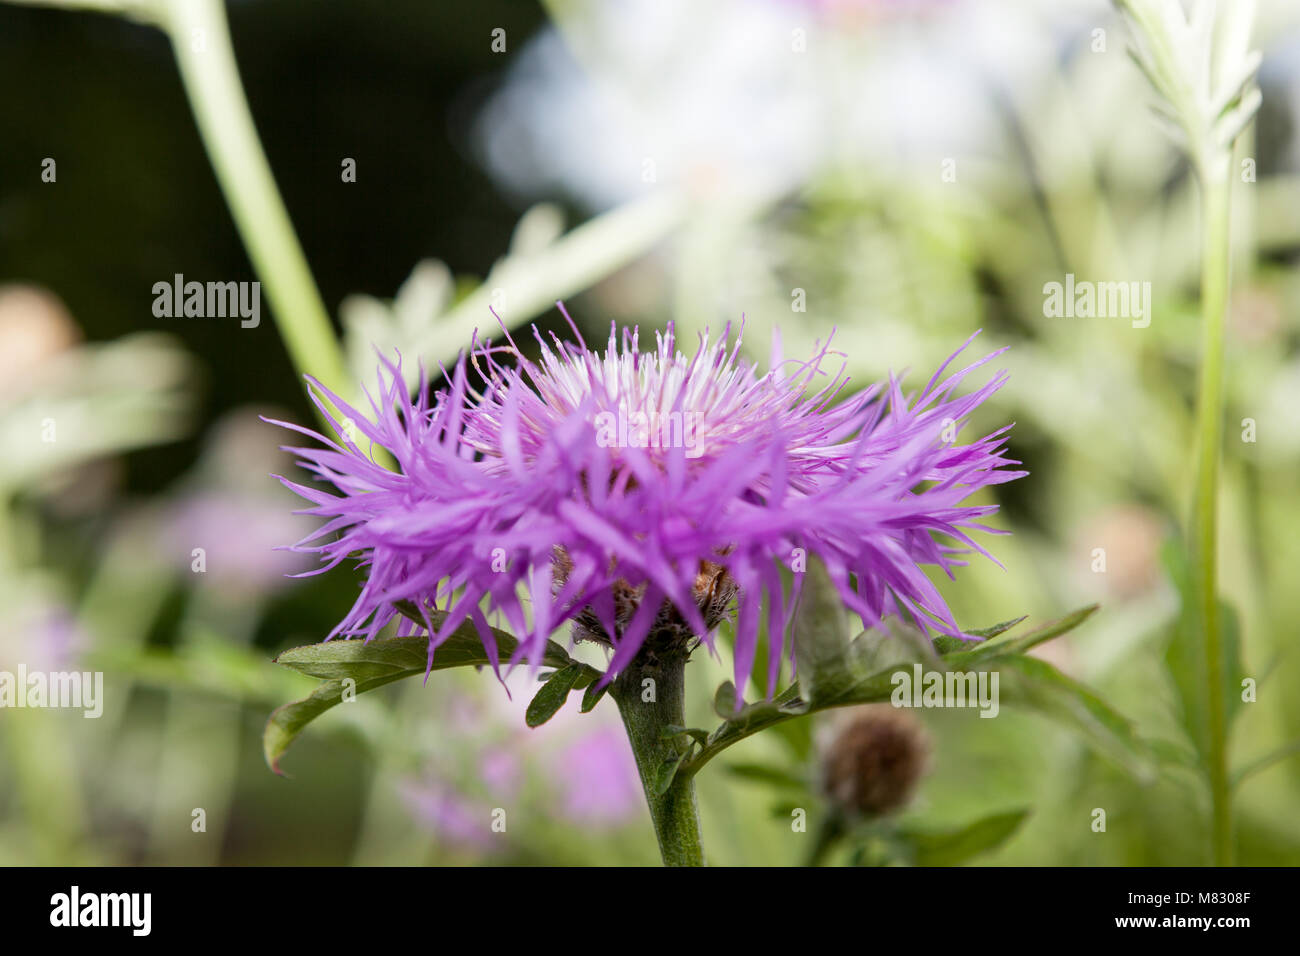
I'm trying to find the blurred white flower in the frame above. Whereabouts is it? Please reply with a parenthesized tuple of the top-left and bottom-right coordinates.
(474, 0, 1108, 211)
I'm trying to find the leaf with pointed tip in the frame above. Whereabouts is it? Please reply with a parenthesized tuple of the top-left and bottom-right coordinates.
(264, 670, 417, 775)
(525, 663, 586, 727)
(683, 606, 1127, 781)
(580, 678, 610, 713)
(654, 751, 689, 796)
(997, 655, 1158, 781)
(724, 762, 807, 791)
(1161, 538, 1244, 762)
(894, 809, 1030, 866)
(392, 601, 572, 669)
(939, 605, 1098, 668)
(265, 610, 560, 773)
(932, 615, 1028, 655)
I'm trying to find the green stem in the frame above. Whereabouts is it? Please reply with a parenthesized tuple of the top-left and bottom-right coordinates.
(162, 0, 350, 426)
(1191, 169, 1233, 866)
(610, 656, 705, 866)
(804, 813, 846, 867)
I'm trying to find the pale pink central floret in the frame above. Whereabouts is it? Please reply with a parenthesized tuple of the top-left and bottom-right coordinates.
(482, 324, 857, 465)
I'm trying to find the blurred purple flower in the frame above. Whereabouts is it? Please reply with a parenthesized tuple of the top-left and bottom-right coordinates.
(553, 725, 643, 825)
(1, 601, 89, 673)
(396, 778, 499, 853)
(166, 492, 312, 594)
(478, 747, 523, 795)
(274, 318, 1022, 693)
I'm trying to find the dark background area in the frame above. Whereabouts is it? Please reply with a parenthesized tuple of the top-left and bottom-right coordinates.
(0, 0, 549, 492)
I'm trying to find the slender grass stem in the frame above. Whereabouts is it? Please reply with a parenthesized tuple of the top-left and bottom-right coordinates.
(1191, 169, 1233, 866)
(162, 0, 350, 429)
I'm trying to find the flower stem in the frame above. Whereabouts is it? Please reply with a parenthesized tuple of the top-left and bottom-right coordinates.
(1191, 169, 1233, 866)
(162, 0, 351, 427)
(804, 813, 846, 867)
(610, 656, 706, 866)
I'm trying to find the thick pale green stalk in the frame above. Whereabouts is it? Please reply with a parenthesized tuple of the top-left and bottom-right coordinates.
(1191, 170, 1233, 866)
(163, 0, 350, 424)
(610, 657, 705, 867)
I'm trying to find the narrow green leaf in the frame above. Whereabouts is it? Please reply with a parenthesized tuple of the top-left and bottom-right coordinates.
(944, 605, 1099, 666)
(525, 663, 585, 728)
(654, 751, 688, 796)
(1161, 538, 1245, 761)
(966, 615, 1030, 640)
(393, 601, 572, 669)
(933, 615, 1030, 654)
(998, 655, 1158, 781)
(264, 670, 411, 775)
(265, 608, 558, 773)
(682, 606, 1124, 784)
(896, 809, 1030, 866)
(724, 762, 807, 791)
(1232, 739, 1300, 788)
(580, 678, 610, 713)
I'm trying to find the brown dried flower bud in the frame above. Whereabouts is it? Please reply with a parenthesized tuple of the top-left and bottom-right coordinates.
(820, 704, 930, 819)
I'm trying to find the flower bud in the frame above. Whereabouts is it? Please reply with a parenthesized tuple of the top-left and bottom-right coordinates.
(820, 704, 930, 819)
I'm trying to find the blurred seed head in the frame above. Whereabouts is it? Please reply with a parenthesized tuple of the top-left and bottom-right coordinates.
(819, 704, 930, 819)
(0, 284, 81, 400)
(1077, 504, 1165, 600)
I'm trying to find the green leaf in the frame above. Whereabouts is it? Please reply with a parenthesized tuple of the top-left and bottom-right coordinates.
(265, 608, 562, 773)
(681, 606, 1117, 782)
(712, 681, 806, 725)
(580, 678, 610, 714)
(653, 751, 689, 796)
(712, 680, 739, 718)
(932, 615, 1028, 654)
(1161, 538, 1245, 761)
(943, 605, 1099, 666)
(724, 762, 807, 791)
(792, 557, 853, 706)
(1232, 738, 1300, 788)
(662, 725, 710, 747)
(895, 809, 1030, 866)
(393, 601, 572, 669)
(850, 619, 936, 676)
(525, 663, 585, 727)
(997, 655, 1158, 781)
(966, 615, 1030, 639)
(264, 670, 410, 775)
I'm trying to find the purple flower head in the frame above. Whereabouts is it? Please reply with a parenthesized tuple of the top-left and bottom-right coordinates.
(273, 311, 1024, 695)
